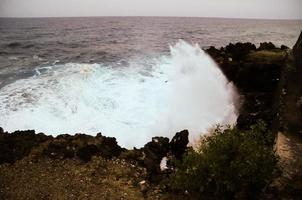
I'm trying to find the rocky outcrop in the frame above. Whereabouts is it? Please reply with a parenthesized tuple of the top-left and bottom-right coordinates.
(0, 129, 124, 164)
(278, 31, 302, 133)
(143, 137, 170, 182)
(224, 42, 256, 60)
(142, 131, 189, 182)
(0, 127, 189, 174)
(170, 130, 189, 159)
(259, 42, 276, 51)
(0, 130, 52, 164)
(293, 31, 302, 58)
(96, 133, 123, 158)
(206, 42, 287, 129)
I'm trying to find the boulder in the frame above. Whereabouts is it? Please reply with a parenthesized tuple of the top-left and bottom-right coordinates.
(143, 137, 170, 181)
(170, 130, 189, 159)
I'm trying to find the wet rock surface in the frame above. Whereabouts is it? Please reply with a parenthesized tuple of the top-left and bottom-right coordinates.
(206, 42, 287, 129)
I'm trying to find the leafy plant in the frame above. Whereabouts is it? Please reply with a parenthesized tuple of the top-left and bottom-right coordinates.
(169, 121, 278, 199)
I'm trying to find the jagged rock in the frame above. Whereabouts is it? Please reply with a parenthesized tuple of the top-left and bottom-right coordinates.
(293, 31, 302, 67)
(293, 31, 302, 51)
(206, 46, 222, 58)
(259, 42, 276, 50)
(170, 130, 189, 159)
(0, 129, 51, 164)
(143, 137, 169, 181)
(96, 133, 123, 158)
(281, 45, 289, 50)
(207, 42, 286, 129)
(224, 42, 256, 60)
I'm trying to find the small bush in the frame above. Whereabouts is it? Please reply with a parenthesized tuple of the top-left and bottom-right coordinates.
(169, 121, 278, 199)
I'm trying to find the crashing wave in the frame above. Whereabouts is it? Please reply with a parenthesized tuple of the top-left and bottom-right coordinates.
(0, 40, 238, 148)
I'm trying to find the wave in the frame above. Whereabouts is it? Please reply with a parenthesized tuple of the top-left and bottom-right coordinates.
(0, 40, 238, 148)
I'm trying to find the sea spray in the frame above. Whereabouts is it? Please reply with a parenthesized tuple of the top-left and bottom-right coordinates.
(0, 40, 238, 148)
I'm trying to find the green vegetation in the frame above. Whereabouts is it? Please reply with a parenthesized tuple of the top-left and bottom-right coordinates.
(169, 121, 278, 199)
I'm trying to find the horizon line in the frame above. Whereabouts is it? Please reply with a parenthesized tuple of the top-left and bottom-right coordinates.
(0, 15, 302, 21)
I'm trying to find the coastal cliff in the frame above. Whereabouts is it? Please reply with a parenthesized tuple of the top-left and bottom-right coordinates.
(1, 34, 302, 199)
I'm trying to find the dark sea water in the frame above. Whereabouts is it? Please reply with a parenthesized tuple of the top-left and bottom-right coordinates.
(0, 17, 301, 147)
(1, 17, 301, 78)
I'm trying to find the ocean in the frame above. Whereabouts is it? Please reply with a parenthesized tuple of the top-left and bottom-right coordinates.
(0, 17, 301, 147)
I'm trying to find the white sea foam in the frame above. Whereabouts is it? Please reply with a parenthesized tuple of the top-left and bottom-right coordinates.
(0, 40, 238, 148)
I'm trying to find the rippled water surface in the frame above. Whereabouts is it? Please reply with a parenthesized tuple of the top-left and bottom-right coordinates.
(0, 17, 301, 81)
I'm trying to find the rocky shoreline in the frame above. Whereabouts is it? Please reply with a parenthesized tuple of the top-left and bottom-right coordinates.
(1, 32, 302, 199)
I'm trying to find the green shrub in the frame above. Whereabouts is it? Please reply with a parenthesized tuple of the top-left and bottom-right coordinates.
(169, 121, 278, 199)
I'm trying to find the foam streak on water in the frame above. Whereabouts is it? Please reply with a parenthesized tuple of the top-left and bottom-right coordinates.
(0, 41, 238, 148)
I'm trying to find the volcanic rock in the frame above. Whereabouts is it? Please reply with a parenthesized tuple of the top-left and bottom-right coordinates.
(170, 130, 189, 159)
(143, 137, 169, 181)
(224, 42, 256, 60)
(0, 129, 51, 164)
(96, 133, 124, 158)
(259, 42, 276, 50)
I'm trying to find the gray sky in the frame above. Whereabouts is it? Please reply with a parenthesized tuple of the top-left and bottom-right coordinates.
(0, 0, 301, 19)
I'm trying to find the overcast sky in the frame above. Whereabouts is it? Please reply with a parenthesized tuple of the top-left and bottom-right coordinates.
(0, 0, 301, 19)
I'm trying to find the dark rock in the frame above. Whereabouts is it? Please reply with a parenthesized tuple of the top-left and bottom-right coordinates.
(258, 42, 276, 50)
(237, 63, 281, 93)
(287, 31, 302, 132)
(206, 46, 222, 58)
(143, 137, 170, 182)
(281, 45, 289, 50)
(96, 134, 123, 158)
(237, 113, 259, 130)
(76, 144, 99, 161)
(0, 127, 3, 134)
(236, 92, 275, 130)
(293, 31, 302, 67)
(0, 130, 51, 164)
(43, 139, 75, 159)
(207, 41, 286, 130)
(293, 31, 302, 51)
(170, 130, 189, 159)
(224, 42, 256, 60)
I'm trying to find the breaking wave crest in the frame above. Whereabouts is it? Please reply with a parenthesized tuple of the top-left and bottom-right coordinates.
(0, 40, 238, 148)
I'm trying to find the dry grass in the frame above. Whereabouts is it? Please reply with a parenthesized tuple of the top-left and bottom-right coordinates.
(0, 157, 146, 200)
(246, 50, 287, 63)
